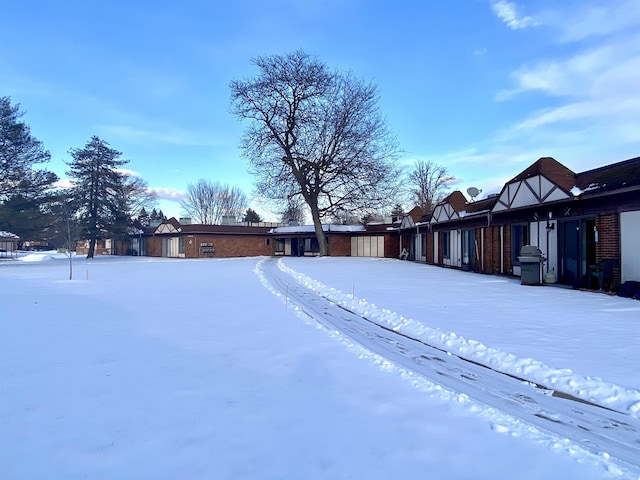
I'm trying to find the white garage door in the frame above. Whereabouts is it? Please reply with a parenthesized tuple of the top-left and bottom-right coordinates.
(621, 211, 640, 282)
(351, 236, 385, 257)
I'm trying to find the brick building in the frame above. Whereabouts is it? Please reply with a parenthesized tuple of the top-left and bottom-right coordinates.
(399, 156, 640, 290)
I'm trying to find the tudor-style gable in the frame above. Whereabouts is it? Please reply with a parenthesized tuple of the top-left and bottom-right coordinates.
(431, 191, 467, 223)
(492, 157, 574, 213)
(153, 218, 182, 234)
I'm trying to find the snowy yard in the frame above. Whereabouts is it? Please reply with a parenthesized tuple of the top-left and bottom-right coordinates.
(2, 253, 639, 479)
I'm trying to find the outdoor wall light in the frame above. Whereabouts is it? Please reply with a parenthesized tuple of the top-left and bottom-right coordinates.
(546, 221, 555, 231)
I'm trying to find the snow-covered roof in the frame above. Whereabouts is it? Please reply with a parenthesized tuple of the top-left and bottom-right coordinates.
(270, 224, 366, 234)
(0, 230, 19, 239)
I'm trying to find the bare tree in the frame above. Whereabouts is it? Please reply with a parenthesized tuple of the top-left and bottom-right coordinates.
(180, 179, 247, 224)
(408, 160, 454, 213)
(119, 174, 157, 219)
(230, 50, 400, 256)
(279, 197, 307, 225)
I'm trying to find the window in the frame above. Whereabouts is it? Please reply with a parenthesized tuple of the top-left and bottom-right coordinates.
(179, 237, 185, 254)
(275, 238, 285, 253)
(442, 231, 450, 259)
(462, 229, 473, 265)
(200, 242, 214, 254)
(511, 224, 529, 264)
(304, 237, 320, 254)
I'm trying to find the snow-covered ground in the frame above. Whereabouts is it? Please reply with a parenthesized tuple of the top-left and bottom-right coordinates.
(1, 252, 639, 479)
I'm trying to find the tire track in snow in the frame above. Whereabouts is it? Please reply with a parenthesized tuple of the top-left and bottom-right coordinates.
(257, 257, 640, 477)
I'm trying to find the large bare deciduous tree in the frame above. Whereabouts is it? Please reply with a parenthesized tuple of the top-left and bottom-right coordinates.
(180, 179, 247, 224)
(408, 160, 454, 213)
(230, 50, 400, 256)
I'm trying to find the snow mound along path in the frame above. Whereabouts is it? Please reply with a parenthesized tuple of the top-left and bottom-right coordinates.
(276, 259, 640, 419)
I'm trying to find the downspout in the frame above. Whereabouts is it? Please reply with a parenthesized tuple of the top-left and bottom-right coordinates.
(500, 225, 504, 274)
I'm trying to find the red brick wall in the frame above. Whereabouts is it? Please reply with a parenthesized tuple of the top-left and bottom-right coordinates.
(190, 235, 272, 258)
(596, 214, 619, 261)
(144, 235, 272, 258)
(503, 226, 513, 275)
(596, 214, 621, 286)
(329, 235, 352, 256)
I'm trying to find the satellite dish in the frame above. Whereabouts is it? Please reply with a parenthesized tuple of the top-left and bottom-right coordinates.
(467, 187, 482, 201)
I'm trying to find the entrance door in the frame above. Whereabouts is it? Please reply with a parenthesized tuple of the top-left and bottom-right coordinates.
(462, 229, 474, 270)
(290, 238, 304, 256)
(559, 218, 596, 286)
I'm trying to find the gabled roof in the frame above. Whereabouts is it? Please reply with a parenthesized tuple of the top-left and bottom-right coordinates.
(441, 190, 467, 212)
(575, 156, 640, 196)
(152, 217, 182, 234)
(431, 191, 467, 223)
(509, 157, 575, 191)
(493, 157, 574, 213)
(407, 205, 424, 223)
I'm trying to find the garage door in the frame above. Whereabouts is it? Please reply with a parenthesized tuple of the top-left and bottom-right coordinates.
(351, 236, 385, 257)
(621, 211, 640, 282)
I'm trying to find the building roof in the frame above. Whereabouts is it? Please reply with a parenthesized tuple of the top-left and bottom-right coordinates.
(509, 157, 576, 191)
(465, 195, 498, 215)
(270, 224, 366, 234)
(574, 156, 640, 196)
(0, 230, 19, 239)
(147, 218, 273, 236)
(439, 190, 467, 213)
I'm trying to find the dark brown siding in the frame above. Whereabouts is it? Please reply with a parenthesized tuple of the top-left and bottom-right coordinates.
(425, 232, 434, 264)
(384, 234, 399, 258)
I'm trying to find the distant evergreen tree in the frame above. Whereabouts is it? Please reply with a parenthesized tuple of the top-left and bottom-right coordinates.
(149, 208, 166, 223)
(243, 208, 262, 223)
(138, 207, 150, 226)
(0, 96, 56, 200)
(390, 203, 405, 219)
(66, 136, 129, 258)
(0, 96, 58, 243)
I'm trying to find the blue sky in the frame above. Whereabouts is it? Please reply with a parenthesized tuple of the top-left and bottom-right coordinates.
(2, 1, 639, 220)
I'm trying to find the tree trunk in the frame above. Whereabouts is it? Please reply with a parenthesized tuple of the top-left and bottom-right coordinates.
(87, 237, 96, 258)
(310, 205, 328, 256)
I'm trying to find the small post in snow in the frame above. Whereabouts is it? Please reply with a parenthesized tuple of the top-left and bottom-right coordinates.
(86, 269, 89, 280)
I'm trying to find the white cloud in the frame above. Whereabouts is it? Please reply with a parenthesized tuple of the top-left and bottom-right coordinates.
(116, 167, 141, 177)
(500, 28, 640, 132)
(496, 40, 633, 100)
(53, 178, 75, 189)
(149, 187, 185, 202)
(98, 124, 225, 148)
(544, 1, 640, 42)
(491, 1, 536, 30)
